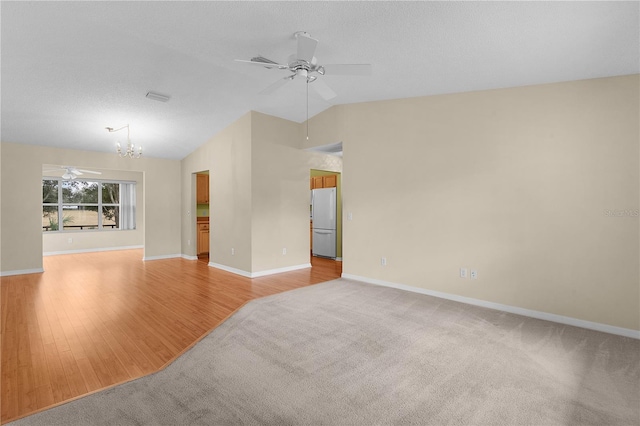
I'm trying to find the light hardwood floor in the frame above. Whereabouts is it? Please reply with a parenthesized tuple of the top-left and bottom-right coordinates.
(0, 250, 342, 424)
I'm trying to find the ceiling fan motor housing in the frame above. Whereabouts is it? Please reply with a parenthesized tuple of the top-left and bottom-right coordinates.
(287, 55, 323, 82)
(288, 54, 313, 69)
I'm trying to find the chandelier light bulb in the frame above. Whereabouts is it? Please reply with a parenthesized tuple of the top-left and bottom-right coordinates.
(107, 124, 142, 159)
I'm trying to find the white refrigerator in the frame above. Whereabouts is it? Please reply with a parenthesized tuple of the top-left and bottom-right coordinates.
(311, 187, 337, 258)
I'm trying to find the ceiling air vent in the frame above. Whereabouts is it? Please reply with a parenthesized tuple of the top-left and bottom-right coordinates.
(146, 91, 171, 102)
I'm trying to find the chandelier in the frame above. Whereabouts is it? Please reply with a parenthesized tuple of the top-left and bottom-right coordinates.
(106, 124, 142, 158)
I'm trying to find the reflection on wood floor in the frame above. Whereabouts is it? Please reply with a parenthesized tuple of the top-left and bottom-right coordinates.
(1, 250, 342, 423)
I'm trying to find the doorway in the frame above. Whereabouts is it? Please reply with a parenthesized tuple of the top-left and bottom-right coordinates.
(195, 171, 210, 262)
(310, 170, 342, 261)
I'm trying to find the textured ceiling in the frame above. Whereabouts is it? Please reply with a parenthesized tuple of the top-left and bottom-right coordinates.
(1, 1, 638, 160)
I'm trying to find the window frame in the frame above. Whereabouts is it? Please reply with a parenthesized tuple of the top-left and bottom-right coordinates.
(42, 177, 135, 232)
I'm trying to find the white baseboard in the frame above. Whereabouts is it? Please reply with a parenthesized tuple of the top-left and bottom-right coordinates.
(209, 262, 312, 278)
(0, 268, 45, 277)
(208, 262, 252, 278)
(251, 263, 311, 278)
(181, 254, 198, 261)
(341, 273, 640, 340)
(335, 257, 343, 261)
(143, 253, 182, 261)
(43, 245, 143, 256)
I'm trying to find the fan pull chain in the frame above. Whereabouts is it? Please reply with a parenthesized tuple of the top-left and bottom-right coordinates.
(306, 79, 309, 140)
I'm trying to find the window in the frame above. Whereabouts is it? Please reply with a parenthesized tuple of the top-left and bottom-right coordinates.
(42, 178, 136, 232)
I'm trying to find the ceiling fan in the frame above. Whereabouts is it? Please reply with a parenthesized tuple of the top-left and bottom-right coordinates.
(43, 166, 102, 180)
(235, 31, 372, 100)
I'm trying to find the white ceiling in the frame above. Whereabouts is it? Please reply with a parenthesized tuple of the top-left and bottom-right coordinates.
(1, 1, 638, 160)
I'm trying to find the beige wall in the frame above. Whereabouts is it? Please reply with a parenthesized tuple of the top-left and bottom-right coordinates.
(251, 112, 310, 272)
(181, 112, 253, 272)
(180, 111, 343, 275)
(339, 75, 639, 330)
(8, 74, 632, 331)
(301, 104, 346, 150)
(0, 143, 3, 273)
(0, 142, 181, 273)
(307, 152, 343, 173)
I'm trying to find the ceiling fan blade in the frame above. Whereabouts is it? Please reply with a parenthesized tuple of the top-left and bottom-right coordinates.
(261, 75, 295, 95)
(297, 34, 318, 62)
(323, 64, 372, 76)
(76, 169, 102, 175)
(310, 79, 337, 100)
(234, 59, 288, 70)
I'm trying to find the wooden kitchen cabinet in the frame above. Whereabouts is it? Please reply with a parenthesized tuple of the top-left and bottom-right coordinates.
(197, 221, 209, 255)
(311, 176, 324, 189)
(196, 174, 209, 204)
(310, 174, 337, 189)
(323, 174, 337, 188)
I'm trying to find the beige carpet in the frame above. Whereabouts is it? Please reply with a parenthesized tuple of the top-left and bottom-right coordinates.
(10, 278, 640, 425)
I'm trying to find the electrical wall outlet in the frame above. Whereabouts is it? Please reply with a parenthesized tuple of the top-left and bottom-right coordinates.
(231, 248, 235, 255)
(460, 268, 467, 278)
(348, 212, 353, 221)
(381, 257, 387, 266)
(471, 270, 478, 279)
(282, 248, 287, 255)
(68, 238, 73, 244)
(187, 239, 190, 246)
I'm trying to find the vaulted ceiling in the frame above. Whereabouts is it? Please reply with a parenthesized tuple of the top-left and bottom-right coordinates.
(2, 1, 638, 159)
